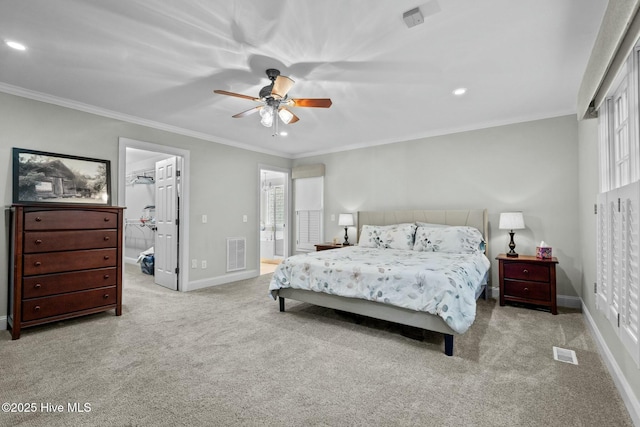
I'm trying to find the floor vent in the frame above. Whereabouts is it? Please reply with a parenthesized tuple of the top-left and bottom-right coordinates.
(227, 237, 246, 272)
(553, 346, 578, 365)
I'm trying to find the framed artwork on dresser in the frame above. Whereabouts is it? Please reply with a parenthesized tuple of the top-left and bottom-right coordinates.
(12, 147, 111, 205)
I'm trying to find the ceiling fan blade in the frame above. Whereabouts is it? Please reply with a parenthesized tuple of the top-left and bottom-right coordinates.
(272, 75, 295, 99)
(232, 106, 262, 118)
(278, 107, 299, 124)
(213, 89, 259, 101)
(289, 98, 332, 108)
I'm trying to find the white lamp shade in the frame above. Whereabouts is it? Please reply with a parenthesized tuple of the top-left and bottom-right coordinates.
(338, 213, 354, 226)
(278, 108, 294, 124)
(499, 212, 525, 230)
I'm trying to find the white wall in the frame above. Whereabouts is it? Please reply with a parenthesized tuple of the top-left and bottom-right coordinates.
(294, 115, 581, 300)
(0, 92, 291, 322)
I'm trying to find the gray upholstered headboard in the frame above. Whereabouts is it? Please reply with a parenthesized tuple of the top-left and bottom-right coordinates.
(357, 209, 489, 247)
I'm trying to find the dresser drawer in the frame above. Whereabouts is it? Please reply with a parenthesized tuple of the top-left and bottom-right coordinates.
(23, 267, 117, 298)
(22, 286, 117, 322)
(504, 279, 550, 301)
(24, 210, 119, 231)
(24, 230, 117, 253)
(503, 262, 550, 282)
(23, 248, 117, 275)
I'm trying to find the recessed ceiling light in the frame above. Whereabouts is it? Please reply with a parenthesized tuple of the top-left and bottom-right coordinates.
(6, 40, 27, 51)
(279, 131, 288, 136)
(452, 87, 467, 96)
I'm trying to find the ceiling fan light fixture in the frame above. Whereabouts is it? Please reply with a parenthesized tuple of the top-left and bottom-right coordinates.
(260, 106, 274, 127)
(278, 108, 294, 124)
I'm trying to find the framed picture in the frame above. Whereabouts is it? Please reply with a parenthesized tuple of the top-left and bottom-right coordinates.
(12, 148, 111, 205)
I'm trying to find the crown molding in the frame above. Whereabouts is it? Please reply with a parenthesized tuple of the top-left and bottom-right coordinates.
(0, 82, 293, 159)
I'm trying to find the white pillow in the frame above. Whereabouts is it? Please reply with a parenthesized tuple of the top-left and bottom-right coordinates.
(358, 223, 416, 250)
(413, 226, 485, 253)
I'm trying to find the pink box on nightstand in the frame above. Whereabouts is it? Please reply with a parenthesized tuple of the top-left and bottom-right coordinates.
(536, 246, 552, 259)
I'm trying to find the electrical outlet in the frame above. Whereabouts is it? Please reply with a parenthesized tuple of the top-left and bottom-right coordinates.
(192, 259, 197, 269)
(242, 215, 248, 223)
(201, 260, 207, 269)
(202, 214, 207, 223)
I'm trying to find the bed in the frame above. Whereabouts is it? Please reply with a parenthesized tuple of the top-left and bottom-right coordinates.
(269, 209, 490, 356)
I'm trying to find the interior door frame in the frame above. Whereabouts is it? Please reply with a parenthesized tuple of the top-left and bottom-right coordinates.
(118, 137, 191, 292)
(258, 164, 291, 263)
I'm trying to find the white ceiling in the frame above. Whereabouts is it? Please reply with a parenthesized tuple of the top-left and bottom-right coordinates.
(0, 0, 607, 158)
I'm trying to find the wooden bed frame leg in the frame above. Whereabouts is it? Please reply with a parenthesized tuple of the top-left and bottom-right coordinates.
(444, 334, 454, 356)
(279, 296, 285, 312)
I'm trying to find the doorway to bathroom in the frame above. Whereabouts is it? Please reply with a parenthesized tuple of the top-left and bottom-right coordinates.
(259, 166, 289, 275)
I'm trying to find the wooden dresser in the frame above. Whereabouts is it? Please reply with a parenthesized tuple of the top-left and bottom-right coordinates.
(8, 204, 125, 339)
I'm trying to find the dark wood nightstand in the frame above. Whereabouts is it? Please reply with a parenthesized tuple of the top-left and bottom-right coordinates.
(496, 254, 559, 315)
(314, 243, 350, 251)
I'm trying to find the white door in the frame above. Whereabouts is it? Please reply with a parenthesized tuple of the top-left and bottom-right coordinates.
(155, 156, 179, 290)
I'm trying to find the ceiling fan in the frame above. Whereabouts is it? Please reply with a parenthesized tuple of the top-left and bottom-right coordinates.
(214, 69, 332, 135)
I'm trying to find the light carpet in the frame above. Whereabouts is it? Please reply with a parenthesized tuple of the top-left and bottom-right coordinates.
(0, 264, 633, 426)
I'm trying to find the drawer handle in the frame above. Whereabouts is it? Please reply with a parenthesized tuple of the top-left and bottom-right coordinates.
(34, 283, 42, 289)
(35, 239, 43, 245)
(104, 236, 110, 241)
(35, 217, 42, 222)
(104, 217, 110, 222)
(34, 306, 41, 312)
(104, 274, 110, 279)
(104, 255, 110, 260)
(523, 269, 529, 274)
(103, 294, 110, 299)
(34, 261, 41, 267)
(524, 287, 529, 292)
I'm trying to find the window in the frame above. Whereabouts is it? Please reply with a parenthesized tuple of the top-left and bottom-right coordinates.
(599, 49, 640, 192)
(597, 43, 640, 366)
(294, 176, 323, 251)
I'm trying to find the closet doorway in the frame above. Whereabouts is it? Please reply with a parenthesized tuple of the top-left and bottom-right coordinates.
(259, 166, 289, 275)
(119, 138, 190, 291)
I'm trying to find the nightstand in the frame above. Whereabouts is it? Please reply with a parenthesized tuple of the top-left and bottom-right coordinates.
(314, 243, 350, 251)
(496, 254, 559, 315)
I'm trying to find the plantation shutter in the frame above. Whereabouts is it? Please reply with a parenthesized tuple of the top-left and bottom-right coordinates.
(596, 192, 609, 314)
(597, 181, 640, 365)
(293, 165, 324, 252)
(619, 182, 640, 363)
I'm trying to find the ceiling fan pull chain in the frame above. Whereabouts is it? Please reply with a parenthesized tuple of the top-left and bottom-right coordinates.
(273, 106, 279, 137)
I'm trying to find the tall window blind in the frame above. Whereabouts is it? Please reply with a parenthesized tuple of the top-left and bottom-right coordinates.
(294, 173, 324, 252)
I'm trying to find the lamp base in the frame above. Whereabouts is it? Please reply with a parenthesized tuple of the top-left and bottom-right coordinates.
(343, 227, 350, 246)
(506, 230, 518, 258)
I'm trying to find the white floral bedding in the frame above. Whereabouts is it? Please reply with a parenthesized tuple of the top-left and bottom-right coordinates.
(269, 246, 490, 334)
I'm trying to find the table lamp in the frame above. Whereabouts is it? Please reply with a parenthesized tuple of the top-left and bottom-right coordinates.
(499, 212, 525, 257)
(338, 213, 354, 245)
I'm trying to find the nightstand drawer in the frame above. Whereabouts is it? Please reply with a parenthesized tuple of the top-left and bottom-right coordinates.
(503, 262, 550, 282)
(504, 280, 550, 301)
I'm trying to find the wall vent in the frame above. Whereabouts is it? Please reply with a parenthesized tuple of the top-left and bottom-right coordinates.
(227, 237, 246, 272)
(553, 346, 578, 365)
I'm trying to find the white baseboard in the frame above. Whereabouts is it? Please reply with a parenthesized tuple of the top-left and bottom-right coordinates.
(582, 301, 640, 427)
(185, 269, 260, 292)
(487, 287, 583, 309)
